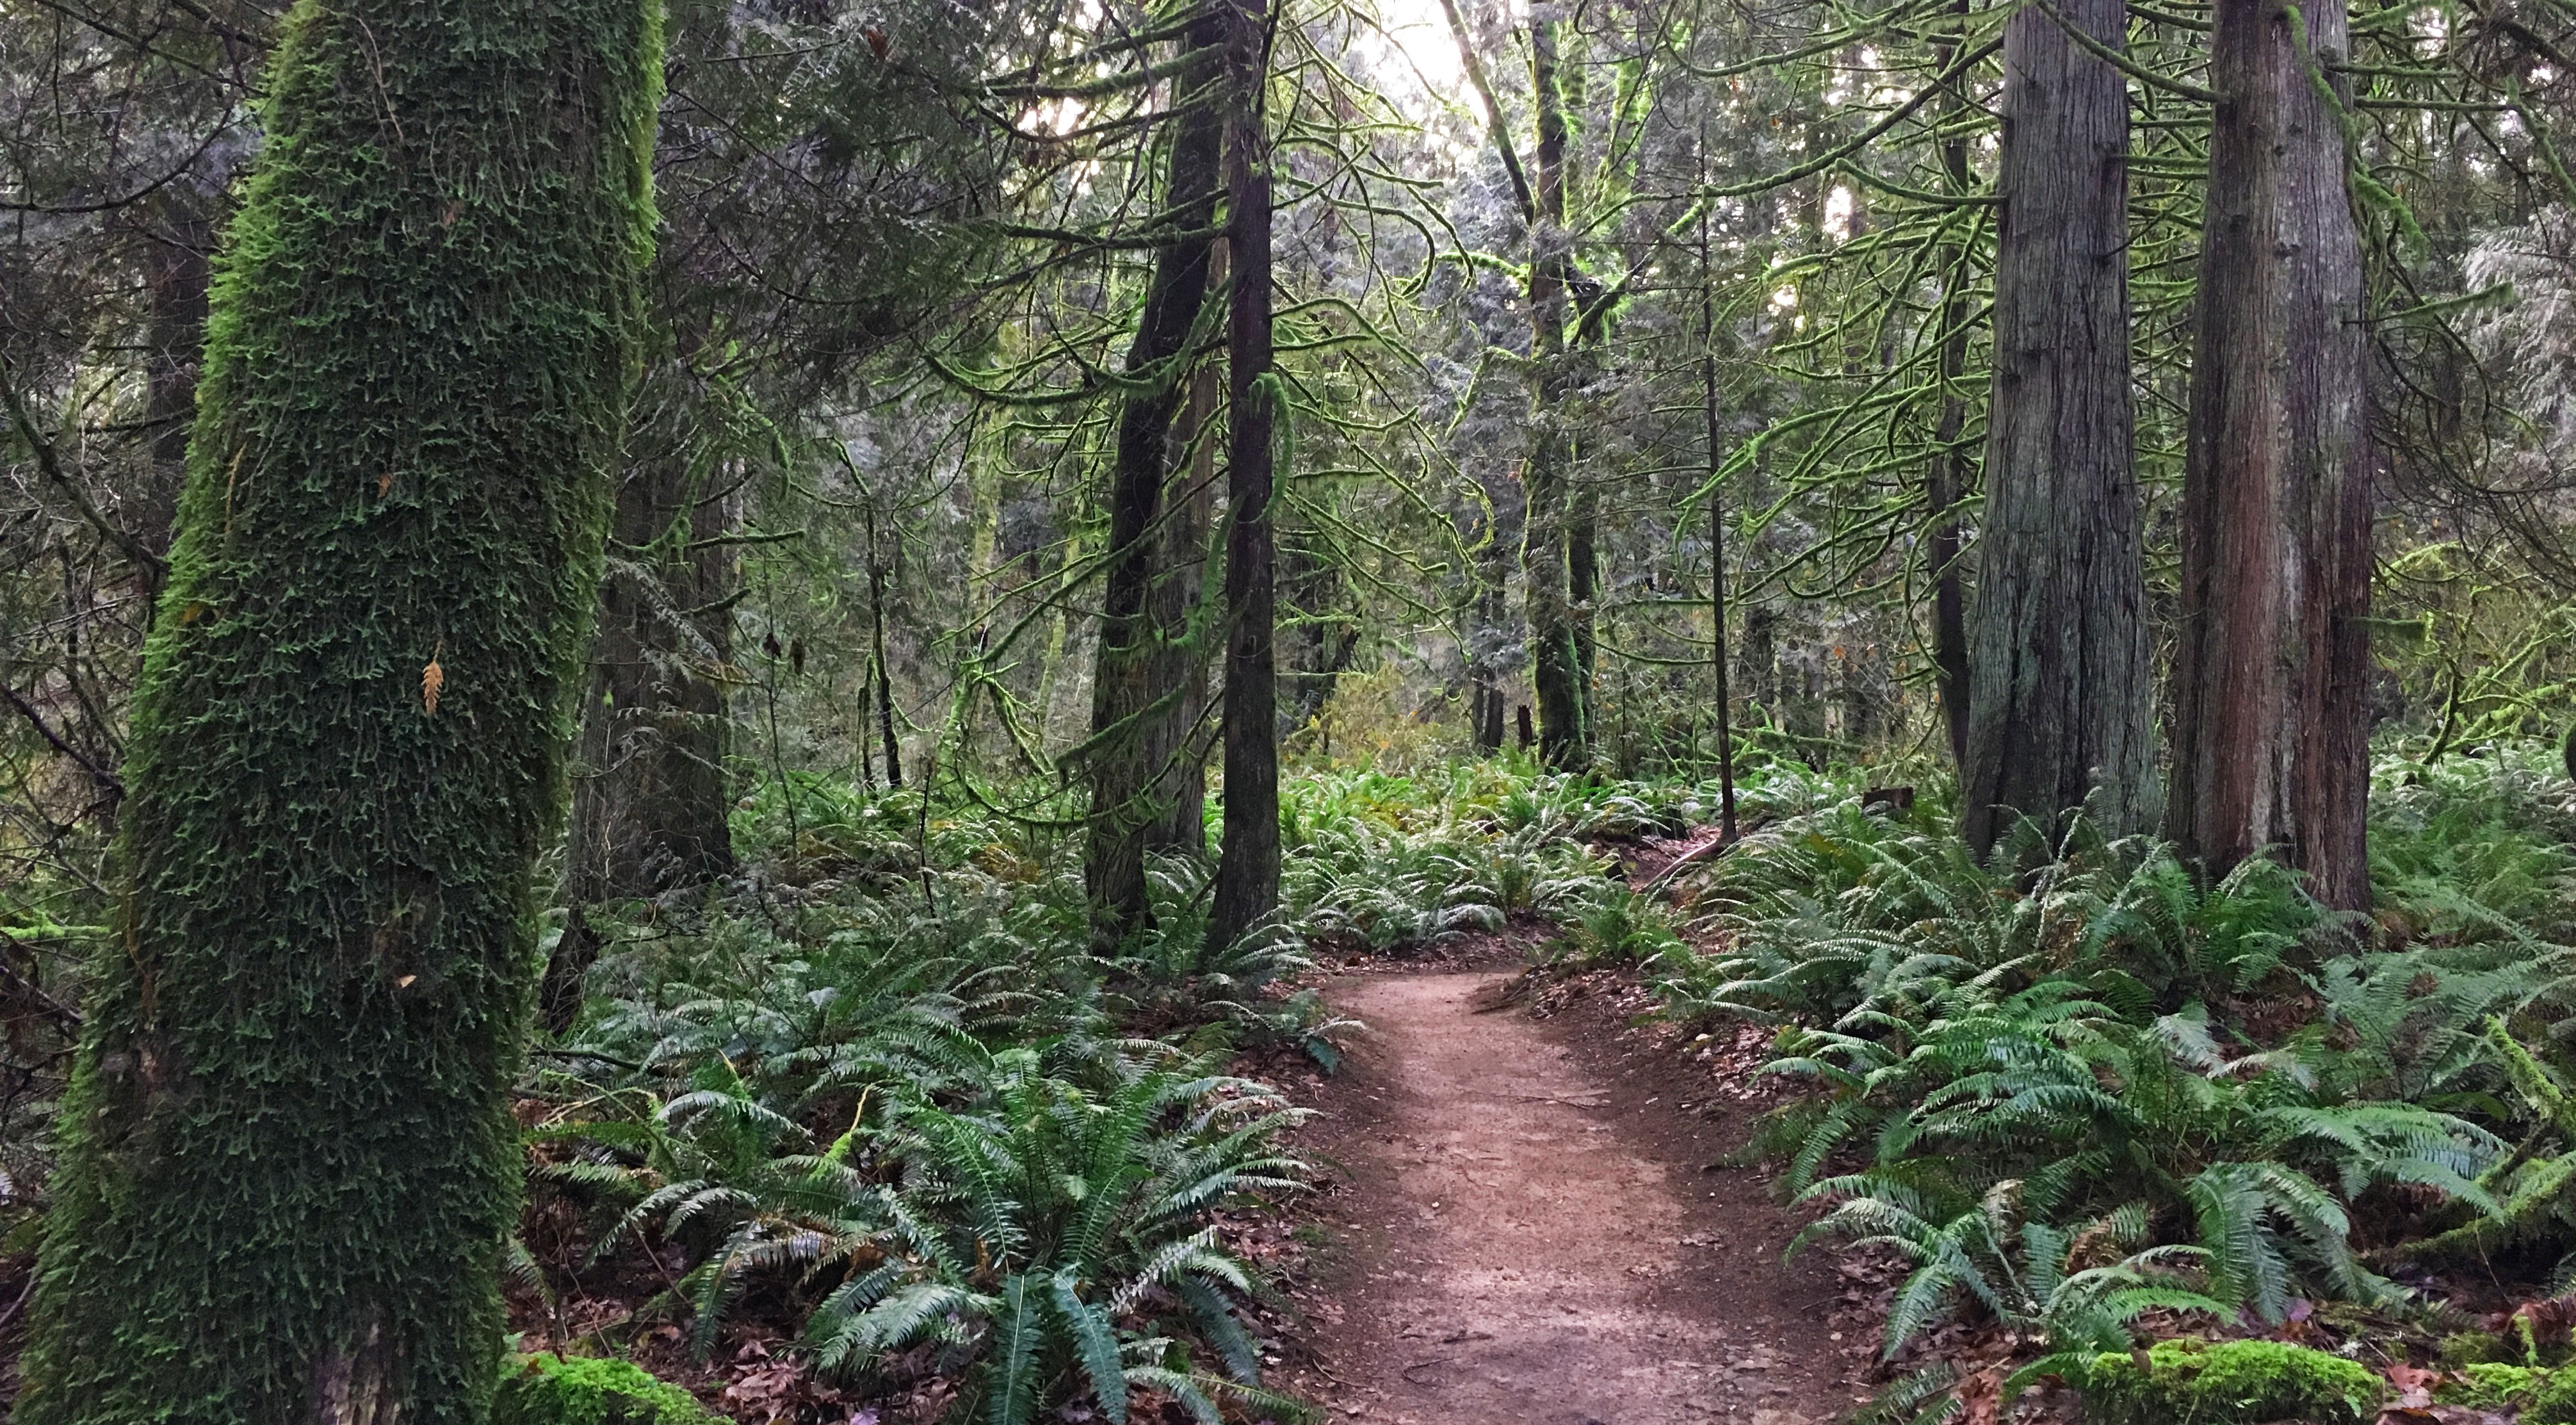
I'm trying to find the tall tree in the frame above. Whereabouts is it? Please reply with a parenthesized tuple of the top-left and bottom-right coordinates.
(1436, 0, 1597, 770)
(1519, 13, 1589, 770)
(546, 387, 738, 1034)
(1926, 1, 1978, 774)
(1082, 14, 1227, 947)
(2165, 0, 2374, 911)
(15, 1, 658, 1419)
(1141, 318, 1222, 856)
(1209, 0, 1279, 951)
(1959, 0, 2157, 852)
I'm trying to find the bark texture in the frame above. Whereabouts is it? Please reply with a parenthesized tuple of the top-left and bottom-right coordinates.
(2165, 0, 2374, 911)
(1143, 300, 1223, 855)
(1928, 9, 1976, 774)
(1961, 0, 2157, 854)
(17, 0, 658, 1419)
(566, 427, 738, 900)
(1083, 20, 1226, 945)
(1208, 0, 1279, 952)
(1519, 15, 1587, 770)
(547, 414, 737, 1034)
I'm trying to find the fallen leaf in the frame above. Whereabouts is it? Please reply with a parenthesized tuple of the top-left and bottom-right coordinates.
(422, 644, 444, 716)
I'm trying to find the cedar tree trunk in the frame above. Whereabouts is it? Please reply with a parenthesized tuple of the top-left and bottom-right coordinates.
(1961, 0, 2157, 853)
(2165, 0, 2374, 911)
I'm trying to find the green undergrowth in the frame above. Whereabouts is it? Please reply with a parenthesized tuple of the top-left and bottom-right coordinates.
(524, 754, 1840, 1421)
(1645, 740, 2576, 1419)
(2434, 1362, 2576, 1421)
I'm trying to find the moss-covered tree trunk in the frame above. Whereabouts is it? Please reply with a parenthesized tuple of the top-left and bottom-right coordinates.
(1082, 17, 1226, 947)
(1519, 13, 1587, 772)
(17, 0, 659, 1419)
(1207, 0, 1279, 953)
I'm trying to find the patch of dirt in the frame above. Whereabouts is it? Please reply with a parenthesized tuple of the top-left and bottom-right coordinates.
(1279, 961, 1870, 1425)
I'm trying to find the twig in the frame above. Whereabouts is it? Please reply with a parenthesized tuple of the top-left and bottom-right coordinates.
(0, 683, 122, 802)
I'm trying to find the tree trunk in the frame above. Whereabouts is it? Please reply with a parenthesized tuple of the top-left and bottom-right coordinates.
(1144, 289, 1223, 856)
(1568, 475, 1599, 721)
(134, 208, 215, 578)
(565, 427, 739, 902)
(1699, 200, 1738, 840)
(18, 1, 656, 1419)
(2165, 0, 2374, 911)
(546, 416, 737, 1035)
(1960, 0, 2157, 854)
(1927, 4, 1975, 776)
(1468, 494, 1516, 754)
(868, 501, 904, 789)
(1521, 14, 1587, 770)
(1208, 0, 1278, 952)
(1082, 19, 1227, 946)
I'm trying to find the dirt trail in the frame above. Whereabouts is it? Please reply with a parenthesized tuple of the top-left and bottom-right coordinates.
(1288, 970, 1862, 1425)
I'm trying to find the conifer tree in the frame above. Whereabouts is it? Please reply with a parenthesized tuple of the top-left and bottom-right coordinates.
(2165, 0, 2374, 910)
(1960, 0, 2157, 852)
(15, 0, 659, 1418)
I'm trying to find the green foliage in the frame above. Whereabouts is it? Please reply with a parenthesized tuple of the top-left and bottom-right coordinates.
(2070, 1339, 2386, 1425)
(801, 1050, 1310, 1424)
(1673, 782, 2576, 1367)
(545, 1044, 1309, 1423)
(1664, 804, 2326, 1027)
(2436, 1362, 2552, 1408)
(1277, 769, 1605, 952)
(1550, 885, 1687, 970)
(494, 1354, 717, 1425)
(15, 0, 661, 1419)
(1801, 1182, 2226, 1365)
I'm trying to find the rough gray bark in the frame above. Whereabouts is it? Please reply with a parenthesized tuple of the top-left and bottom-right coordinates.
(1208, 0, 1279, 952)
(2165, 0, 2374, 911)
(1960, 0, 2157, 854)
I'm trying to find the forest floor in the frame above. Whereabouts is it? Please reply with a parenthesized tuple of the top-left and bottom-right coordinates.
(1274, 932, 1881, 1425)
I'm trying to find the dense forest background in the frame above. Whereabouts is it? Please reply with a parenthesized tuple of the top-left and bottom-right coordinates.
(17, 0, 2576, 1421)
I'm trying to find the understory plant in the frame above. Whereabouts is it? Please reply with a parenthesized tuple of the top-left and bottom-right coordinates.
(1662, 767, 2576, 1371)
(540, 1038, 1311, 1423)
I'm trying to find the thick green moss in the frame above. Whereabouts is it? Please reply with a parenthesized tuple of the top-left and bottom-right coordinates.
(2076, 1339, 2387, 1425)
(2436, 1362, 2547, 1409)
(494, 1355, 717, 1425)
(2435, 1363, 2576, 1424)
(13, 1, 660, 1421)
